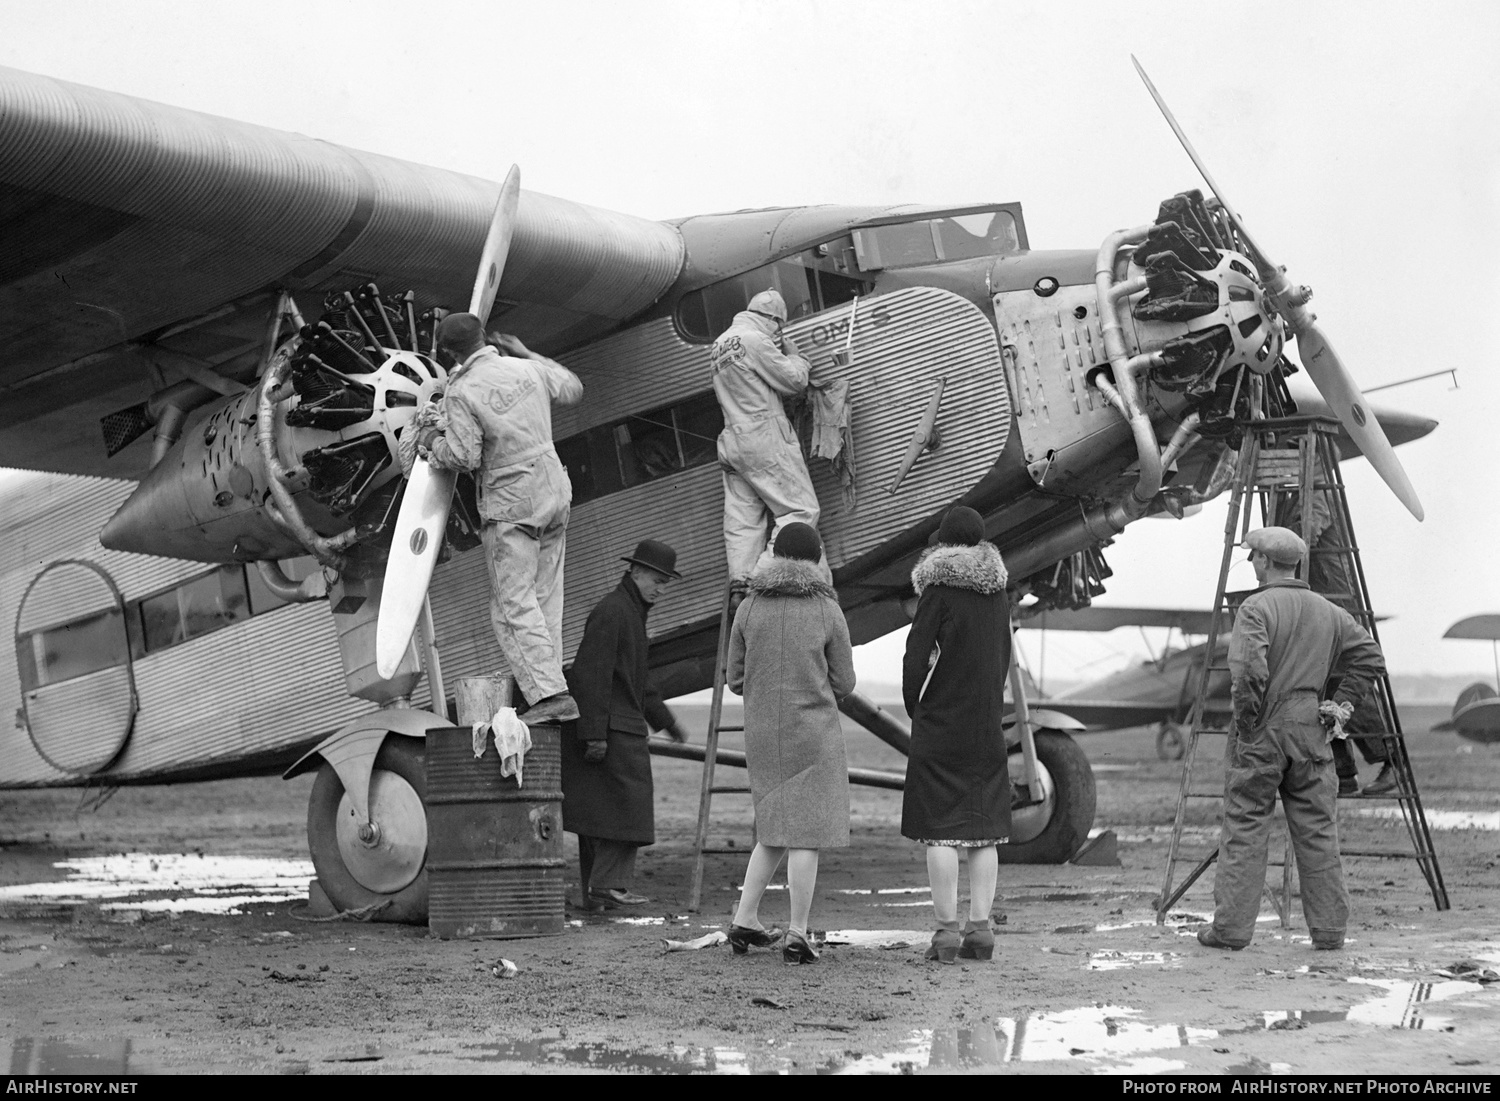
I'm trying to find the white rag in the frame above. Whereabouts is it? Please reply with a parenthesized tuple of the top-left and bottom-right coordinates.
(471, 706, 532, 786)
(1319, 699, 1354, 742)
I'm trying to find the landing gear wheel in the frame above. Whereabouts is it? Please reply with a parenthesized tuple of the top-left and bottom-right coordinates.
(307, 734, 429, 923)
(1156, 721, 1187, 761)
(998, 730, 1097, 864)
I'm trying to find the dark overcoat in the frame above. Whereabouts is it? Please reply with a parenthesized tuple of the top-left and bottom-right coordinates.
(900, 542, 1013, 843)
(728, 556, 856, 849)
(560, 573, 674, 843)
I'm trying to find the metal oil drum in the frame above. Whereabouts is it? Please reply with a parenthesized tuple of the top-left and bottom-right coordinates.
(424, 724, 565, 938)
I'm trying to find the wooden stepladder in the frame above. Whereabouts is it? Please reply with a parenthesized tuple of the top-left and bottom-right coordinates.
(1155, 413, 1448, 924)
(686, 583, 748, 913)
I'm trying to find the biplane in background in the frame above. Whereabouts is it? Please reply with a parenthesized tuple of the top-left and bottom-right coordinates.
(1435, 615, 1500, 744)
(0, 61, 1436, 922)
(1014, 605, 1226, 761)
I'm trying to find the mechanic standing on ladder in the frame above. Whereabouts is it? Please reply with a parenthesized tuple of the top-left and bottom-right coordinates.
(711, 289, 823, 593)
(419, 312, 584, 726)
(1198, 526, 1387, 952)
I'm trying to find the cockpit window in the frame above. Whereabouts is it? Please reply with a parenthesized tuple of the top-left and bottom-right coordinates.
(853, 211, 1019, 270)
(676, 245, 873, 343)
(675, 210, 1020, 343)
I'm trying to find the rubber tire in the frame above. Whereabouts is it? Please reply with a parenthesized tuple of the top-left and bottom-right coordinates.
(1156, 722, 1187, 761)
(307, 734, 429, 924)
(997, 730, 1097, 864)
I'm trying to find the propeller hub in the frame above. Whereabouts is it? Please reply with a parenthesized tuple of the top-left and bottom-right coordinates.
(1174, 249, 1285, 376)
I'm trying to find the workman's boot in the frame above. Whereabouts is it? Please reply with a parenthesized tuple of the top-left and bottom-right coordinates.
(522, 692, 580, 726)
(1196, 926, 1247, 951)
(1310, 929, 1345, 951)
(1337, 775, 1361, 798)
(1361, 763, 1398, 797)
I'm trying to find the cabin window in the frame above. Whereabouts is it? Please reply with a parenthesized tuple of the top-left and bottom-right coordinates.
(554, 435, 596, 501)
(16, 609, 130, 691)
(556, 391, 725, 505)
(138, 565, 251, 654)
(15, 559, 323, 695)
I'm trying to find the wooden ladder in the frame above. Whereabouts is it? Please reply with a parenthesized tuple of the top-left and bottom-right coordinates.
(1155, 412, 1448, 923)
(686, 583, 750, 913)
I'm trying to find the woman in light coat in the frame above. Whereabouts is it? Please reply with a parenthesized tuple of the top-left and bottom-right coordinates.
(902, 506, 1012, 963)
(726, 523, 856, 964)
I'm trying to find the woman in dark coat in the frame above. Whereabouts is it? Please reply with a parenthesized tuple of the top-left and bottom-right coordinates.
(901, 506, 1011, 962)
(726, 523, 856, 964)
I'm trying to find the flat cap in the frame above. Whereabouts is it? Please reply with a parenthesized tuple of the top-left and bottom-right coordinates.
(1242, 526, 1307, 566)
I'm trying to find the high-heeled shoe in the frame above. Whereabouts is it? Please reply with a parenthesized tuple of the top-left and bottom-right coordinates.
(959, 920, 995, 960)
(926, 926, 961, 964)
(727, 924, 784, 955)
(782, 930, 819, 965)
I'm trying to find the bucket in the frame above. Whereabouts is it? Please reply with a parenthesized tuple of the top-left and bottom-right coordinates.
(425, 724, 565, 938)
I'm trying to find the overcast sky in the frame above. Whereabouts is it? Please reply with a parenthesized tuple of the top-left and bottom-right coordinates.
(2, 0, 1496, 687)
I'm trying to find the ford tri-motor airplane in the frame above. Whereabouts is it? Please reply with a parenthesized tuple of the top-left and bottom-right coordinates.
(0, 63, 1434, 921)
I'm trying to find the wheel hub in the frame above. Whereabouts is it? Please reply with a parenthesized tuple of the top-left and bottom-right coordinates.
(335, 769, 427, 893)
(1009, 757, 1056, 844)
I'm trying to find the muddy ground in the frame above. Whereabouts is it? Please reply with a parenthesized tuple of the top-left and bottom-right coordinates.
(2, 709, 1498, 1076)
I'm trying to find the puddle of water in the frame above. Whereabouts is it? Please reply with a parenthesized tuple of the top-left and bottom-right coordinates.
(822, 929, 928, 949)
(609, 917, 665, 926)
(0, 854, 313, 915)
(8, 1037, 155, 1075)
(1115, 826, 1218, 844)
(463, 1038, 749, 1074)
(836, 886, 929, 897)
(1355, 807, 1500, 831)
(1088, 950, 1183, 971)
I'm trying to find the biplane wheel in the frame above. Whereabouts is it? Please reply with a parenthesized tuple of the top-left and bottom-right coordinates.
(997, 730, 1096, 864)
(307, 734, 429, 923)
(1155, 722, 1187, 761)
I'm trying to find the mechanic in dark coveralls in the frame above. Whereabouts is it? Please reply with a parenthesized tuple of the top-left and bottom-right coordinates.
(1198, 526, 1386, 952)
(561, 540, 689, 910)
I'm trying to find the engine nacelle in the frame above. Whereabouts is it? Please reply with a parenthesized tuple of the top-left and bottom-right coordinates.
(100, 289, 446, 565)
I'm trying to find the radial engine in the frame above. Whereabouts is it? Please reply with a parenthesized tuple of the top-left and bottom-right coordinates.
(100, 286, 481, 577)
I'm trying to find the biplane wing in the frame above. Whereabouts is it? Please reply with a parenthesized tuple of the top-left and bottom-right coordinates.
(1016, 605, 1217, 636)
(0, 64, 685, 479)
(1015, 607, 1225, 731)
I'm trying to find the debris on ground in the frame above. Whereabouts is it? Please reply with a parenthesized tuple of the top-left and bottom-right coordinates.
(660, 930, 728, 952)
(1436, 960, 1500, 982)
(491, 958, 519, 978)
(267, 969, 322, 983)
(751, 996, 788, 1010)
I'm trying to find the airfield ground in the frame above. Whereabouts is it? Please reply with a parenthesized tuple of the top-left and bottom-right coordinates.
(2, 707, 1498, 1076)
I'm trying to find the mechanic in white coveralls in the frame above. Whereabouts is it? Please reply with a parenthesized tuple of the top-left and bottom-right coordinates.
(418, 312, 584, 726)
(711, 289, 823, 585)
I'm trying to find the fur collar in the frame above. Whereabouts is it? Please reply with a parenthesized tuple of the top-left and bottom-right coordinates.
(911, 542, 1008, 597)
(748, 557, 837, 599)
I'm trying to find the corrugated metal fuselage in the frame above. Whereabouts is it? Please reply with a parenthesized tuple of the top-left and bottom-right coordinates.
(1, 222, 1181, 789)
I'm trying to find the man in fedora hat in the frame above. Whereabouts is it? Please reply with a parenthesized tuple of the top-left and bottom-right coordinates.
(561, 539, 689, 909)
(1198, 526, 1386, 953)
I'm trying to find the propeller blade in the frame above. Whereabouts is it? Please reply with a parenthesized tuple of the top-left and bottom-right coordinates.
(1132, 57, 1425, 521)
(375, 461, 456, 678)
(375, 167, 522, 680)
(469, 164, 521, 322)
(1294, 323, 1424, 520)
(1130, 56, 1271, 271)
